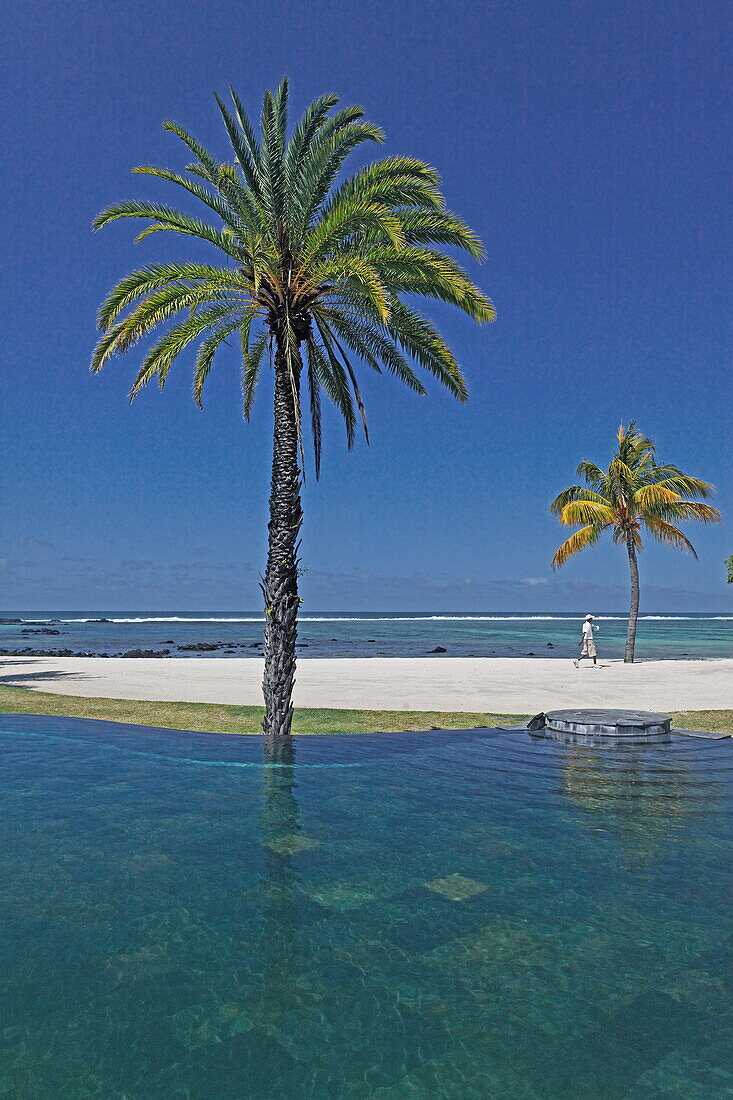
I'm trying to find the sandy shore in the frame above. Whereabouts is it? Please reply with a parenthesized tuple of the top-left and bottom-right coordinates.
(1, 655, 730, 712)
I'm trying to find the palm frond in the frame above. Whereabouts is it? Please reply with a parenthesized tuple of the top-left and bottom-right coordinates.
(283, 92, 339, 196)
(128, 305, 235, 399)
(325, 326, 370, 443)
(132, 165, 237, 227)
(321, 157, 444, 219)
(162, 121, 219, 182)
(643, 517, 698, 557)
(385, 298, 468, 400)
(648, 468, 716, 500)
(114, 285, 233, 355)
(214, 91, 263, 200)
(364, 246, 495, 322)
(93, 200, 240, 258)
(608, 458, 638, 488)
(549, 485, 611, 515)
(397, 209, 486, 259)
(313, 319, 357, 446)
(648, 501, 722, 524)
(324, 311, 427, 394)
(551, 524, 605, 569)
(634, 483, 681, 509)
(242, 327, 269, 420)
(305, 337, 324, 479)
(575, 461, 606, 488)
(559, 500, 616, 527)
(303, 197, 405, 260)
(260, 81, 288, 224)
(97, 262, 240, 329)
(294, 119, 385, 239)
(287, 105, 370, 233)
(193, 315, 244, 406)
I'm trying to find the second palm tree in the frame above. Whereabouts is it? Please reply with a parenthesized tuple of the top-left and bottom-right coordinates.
(550, 423, 720, 663)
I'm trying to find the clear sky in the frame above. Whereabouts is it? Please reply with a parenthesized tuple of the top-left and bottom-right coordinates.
(2, 0, 730, 613)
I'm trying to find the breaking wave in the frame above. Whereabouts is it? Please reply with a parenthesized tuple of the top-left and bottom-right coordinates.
(16, 614, 733, 624)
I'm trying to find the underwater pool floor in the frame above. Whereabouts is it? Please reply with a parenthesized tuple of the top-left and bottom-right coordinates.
(0, 715, 731, 1098)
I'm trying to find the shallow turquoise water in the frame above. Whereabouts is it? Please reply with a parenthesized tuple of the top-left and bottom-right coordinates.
(3, 610, 732, 658)
(0, 716, 731, 1098)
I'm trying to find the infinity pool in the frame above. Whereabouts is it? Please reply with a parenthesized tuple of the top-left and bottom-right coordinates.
(0, 715, 731, 1098)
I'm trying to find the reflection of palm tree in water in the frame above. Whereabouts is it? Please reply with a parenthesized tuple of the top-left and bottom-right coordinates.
(562, 747, 720, 868)
(253, 736, 303, 1027)
(261, 735, 301, 841)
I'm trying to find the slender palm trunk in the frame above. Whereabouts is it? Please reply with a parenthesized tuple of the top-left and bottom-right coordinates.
(262, 340, 303, 737)
(624, 533, 640, 664)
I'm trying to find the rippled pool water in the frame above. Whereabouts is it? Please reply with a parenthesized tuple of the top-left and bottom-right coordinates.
(0, 716, 731, 1098)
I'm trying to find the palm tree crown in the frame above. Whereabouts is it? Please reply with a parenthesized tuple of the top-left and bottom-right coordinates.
(550, 422, 719, 568)
(92, 77, 495, 475)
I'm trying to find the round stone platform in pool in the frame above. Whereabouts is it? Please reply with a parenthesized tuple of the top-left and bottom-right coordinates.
(529, 708, 672, 745)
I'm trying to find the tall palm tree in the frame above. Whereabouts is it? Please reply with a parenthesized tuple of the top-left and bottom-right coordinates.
(550, 423, 720, 663)
(92, 79, 494, 735)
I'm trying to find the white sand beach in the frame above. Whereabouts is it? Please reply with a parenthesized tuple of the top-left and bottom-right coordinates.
(1, 656, 730, 713)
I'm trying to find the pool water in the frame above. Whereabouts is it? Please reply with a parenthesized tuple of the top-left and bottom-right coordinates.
(0, 716, 731, 1098)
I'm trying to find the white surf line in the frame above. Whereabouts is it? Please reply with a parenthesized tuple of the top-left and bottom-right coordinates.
(19, 614, 733, 622)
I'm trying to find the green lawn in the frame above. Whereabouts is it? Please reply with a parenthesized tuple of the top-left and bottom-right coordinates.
(0, 684, 527, 736)
(0, 684, 730, 737)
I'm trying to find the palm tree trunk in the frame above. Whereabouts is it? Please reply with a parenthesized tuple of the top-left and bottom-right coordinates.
(624, 534, 640, 664)
(262, 341, 302, 737)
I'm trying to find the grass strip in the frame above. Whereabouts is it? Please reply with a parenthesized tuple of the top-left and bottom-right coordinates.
(0, 685, 528, 736)
(0, 685, 730, 737)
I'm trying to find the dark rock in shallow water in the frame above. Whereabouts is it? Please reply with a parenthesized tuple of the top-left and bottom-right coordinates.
(21, 628, 63, 635)
(0, 619, 23, 625)
(546, 642, 554, 648)
(177, 642, 220, 652)
(429, 646, 447, 653)
(122, 648, 169, 658)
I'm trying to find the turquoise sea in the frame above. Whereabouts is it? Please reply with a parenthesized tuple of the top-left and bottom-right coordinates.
(0, 715, 730, 1097)
(1, 611, 732, 659)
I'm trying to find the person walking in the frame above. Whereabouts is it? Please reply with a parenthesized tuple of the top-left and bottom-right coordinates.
(574, 614, 598, 667)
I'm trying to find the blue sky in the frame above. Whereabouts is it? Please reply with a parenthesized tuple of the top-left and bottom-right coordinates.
(2, 0, 730, 613)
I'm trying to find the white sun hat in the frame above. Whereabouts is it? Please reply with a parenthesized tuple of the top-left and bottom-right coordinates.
(585, 614, 594, 620)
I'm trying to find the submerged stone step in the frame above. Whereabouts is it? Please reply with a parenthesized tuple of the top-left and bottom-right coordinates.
(670, 727, 731, 740)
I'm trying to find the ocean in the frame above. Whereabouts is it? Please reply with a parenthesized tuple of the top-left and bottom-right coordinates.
(1, 612, 731, 660)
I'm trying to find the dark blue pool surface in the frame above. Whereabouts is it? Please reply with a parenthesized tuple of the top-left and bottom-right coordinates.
(0, 715, 731, 1098)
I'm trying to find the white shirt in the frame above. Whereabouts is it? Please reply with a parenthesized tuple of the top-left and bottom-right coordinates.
(582, 620, 594, 639)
